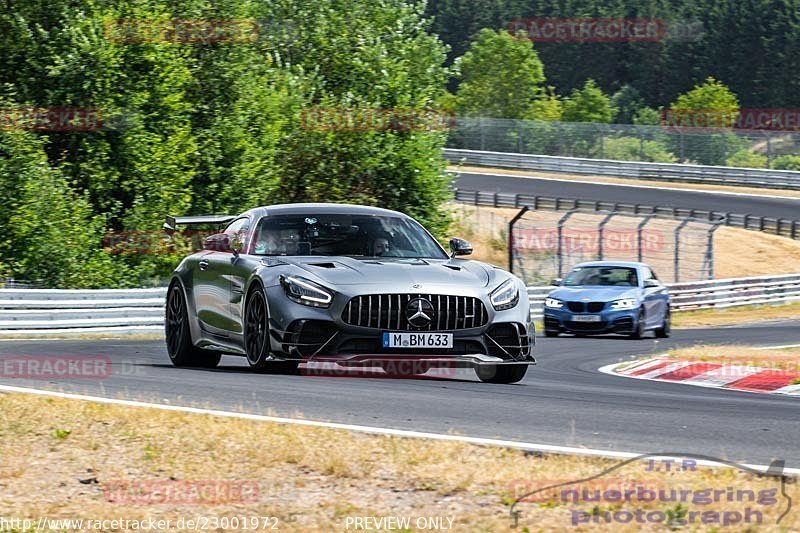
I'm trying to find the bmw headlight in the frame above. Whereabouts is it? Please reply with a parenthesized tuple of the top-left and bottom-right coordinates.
(490, 279, 519, 311)
(280, 276, 333, 308)
(610, 298, 638, 310)
(544, 297, 563, 309)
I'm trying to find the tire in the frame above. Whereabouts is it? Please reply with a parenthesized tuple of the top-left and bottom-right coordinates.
(475, 364, 528, 384)
(165, 283, 221, 369)
(544, 329, 559, 338)
(655, 309, 671, 338)
(244, 286, 299, 375)
(629, 308, 646, 340)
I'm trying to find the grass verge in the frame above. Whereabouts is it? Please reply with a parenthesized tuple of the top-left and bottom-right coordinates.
(672, 302, 800, 329)
(662, 344, 800, 373)
(0, 392, 797, 531)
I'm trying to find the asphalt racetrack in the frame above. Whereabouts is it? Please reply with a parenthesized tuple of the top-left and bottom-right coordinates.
(455, 171, 800, 220)
(3, 320, 800, 467)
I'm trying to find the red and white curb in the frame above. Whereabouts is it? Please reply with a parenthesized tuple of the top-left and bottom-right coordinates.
(600, 357, 800, 396)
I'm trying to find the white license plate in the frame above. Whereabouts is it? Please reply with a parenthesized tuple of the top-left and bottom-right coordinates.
(382, 332, 453, 349)
(572, 315, 602, 322)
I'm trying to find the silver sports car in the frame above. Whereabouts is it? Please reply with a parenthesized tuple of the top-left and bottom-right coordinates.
(164, 203, 535, 383)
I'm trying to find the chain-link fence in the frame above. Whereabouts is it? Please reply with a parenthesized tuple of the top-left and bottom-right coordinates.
(447, 117, 800, 166)
(508, 209, 720, 286)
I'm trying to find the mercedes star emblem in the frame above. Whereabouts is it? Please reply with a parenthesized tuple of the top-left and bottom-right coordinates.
(406, 298, 435, 328)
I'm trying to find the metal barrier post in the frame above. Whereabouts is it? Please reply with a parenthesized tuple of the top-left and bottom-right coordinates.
(673, 218, 692, 282)
(557, 210, 580, 277)
(508, 206, 529, 273)
(597, 212, 618, 261)
(636, 215, 655, 263)
(706, 219, 725, 279)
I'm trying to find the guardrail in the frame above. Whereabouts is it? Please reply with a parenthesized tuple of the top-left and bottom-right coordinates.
(3, 277, 798, 336)
(455, 188, 800, 240)
(528, 273, 800, 318)
(446, 148, 800, 191)
(0, 288, 166, 336)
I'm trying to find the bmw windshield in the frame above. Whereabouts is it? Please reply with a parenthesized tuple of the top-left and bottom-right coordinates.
(252, 214, 448, 259)
(563, 267, 639, 287)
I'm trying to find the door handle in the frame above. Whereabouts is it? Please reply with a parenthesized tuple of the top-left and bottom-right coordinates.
(199, 260, 210, 271)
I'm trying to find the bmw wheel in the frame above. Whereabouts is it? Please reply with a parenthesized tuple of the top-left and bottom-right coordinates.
(629, 308, 646, 340)
(655, 309, 671, 338)
(475, 364, 528, 384)
(244, 286, 299, 374)
(165, 283, 221, 368)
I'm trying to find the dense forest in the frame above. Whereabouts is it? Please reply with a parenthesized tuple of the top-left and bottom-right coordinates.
(425, 0, 800, 108)
(2, 0, 799, 287)
(0, 0, 450, 287)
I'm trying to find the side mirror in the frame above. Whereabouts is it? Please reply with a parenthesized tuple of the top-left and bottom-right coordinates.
(644, 279, 660, 288)
(204, 233, 232, 253)
(551, 278, 562, 286)
(449, 237, 473, 257)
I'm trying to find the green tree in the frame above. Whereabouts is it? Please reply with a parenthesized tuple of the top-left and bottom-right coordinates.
(562, 80, 616, 123)
(452, 29, 546, 119)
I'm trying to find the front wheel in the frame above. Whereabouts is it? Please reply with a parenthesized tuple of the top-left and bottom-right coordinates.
(244, 286, 299, 374)
(655, 309, 671, 338)
(629, 309, 646, 340)
(544, 329, 559, 338)
(165, 284, 221, 368)
(475, 364, 528, 384)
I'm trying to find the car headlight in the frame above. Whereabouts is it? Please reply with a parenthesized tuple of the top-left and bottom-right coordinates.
(490, 278, 519, 311)
(280, 275, 333, 307)
(544, 297, 563, 309)
(610, 298, 638, 310)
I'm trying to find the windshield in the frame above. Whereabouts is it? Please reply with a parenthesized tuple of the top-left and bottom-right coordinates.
(251, 214, 448, 259)
(563, 266, 639, 287)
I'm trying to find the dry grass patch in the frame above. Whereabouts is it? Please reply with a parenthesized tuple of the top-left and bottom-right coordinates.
(672, 302, 800, 328)
(0, 393, 797, 531)
(663, 344, 800, 373)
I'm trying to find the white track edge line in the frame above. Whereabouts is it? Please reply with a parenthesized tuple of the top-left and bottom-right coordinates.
(0, 383, 797, 475)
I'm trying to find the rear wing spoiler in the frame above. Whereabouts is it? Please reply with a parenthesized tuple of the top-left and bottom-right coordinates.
(163, 215, 236, 233)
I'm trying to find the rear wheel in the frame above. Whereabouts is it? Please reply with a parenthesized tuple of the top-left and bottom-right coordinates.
(165, 284, 221, 368)
(544, 329, 559, 338)
(655, 309, 671, 338)
(475, 364, 528, 384)
(244, 286, 299, 374)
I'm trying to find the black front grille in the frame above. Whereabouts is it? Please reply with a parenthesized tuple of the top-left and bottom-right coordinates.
(567, 301, 606, 313)
(567, 301, 584, 312)
(341, 294, 488, 331)
(587, 302, 606, 312)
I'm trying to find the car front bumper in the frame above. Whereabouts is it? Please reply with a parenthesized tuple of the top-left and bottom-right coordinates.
(264, 285, 536, 367)
(544, 307, 639, 335)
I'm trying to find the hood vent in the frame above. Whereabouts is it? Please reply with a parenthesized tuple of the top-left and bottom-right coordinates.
(307, 262, 337, 269)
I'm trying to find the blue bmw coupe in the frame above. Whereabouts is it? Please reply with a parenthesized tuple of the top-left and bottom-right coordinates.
(543, 261, 670, 339)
